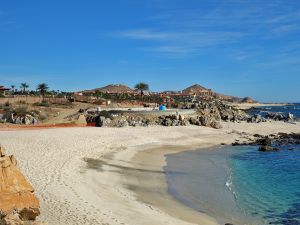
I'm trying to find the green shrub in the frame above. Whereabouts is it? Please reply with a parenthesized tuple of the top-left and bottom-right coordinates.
(39, 114, 47, 121)
(98, 110, 113, 119)
(33, 101, 50, 107)
(13, 106, 28, 117)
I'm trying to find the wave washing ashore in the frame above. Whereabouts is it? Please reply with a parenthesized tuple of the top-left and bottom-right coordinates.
(165, 144, 300, 225)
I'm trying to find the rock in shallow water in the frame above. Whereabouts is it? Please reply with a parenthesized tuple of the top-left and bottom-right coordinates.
(258, 145, 279, 152)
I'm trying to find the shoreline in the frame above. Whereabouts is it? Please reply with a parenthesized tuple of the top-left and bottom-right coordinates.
(0, 122, 300, 225)
(230, 102, 294, 110)
(123, 144, 222, 225)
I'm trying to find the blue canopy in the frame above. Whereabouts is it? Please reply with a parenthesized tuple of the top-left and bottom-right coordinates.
(159, 105, 167, 111)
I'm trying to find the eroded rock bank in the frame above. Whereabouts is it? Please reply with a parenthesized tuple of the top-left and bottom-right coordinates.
(0, 145, 43, 225)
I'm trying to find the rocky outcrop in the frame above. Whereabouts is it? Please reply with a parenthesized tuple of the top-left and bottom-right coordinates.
(193, 99, 249, 123)
(258, 145, 279, 152)
(247, 114, 267, 123)
(0, 114, 38, 125)
(74, 114, 87, 126)
(188, 116, 223, 129)
(265, 112, 298, 122)
(0, 145, 41, 225)
(231, 133, 300, 152)
(158, 115, 190, 127)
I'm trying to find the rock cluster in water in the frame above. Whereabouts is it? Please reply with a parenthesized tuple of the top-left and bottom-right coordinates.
(0, 145, 42, 225)
(231, 132, 300, 151)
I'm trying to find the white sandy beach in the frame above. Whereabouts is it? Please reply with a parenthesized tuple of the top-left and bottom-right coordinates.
(0, 122, 300, 225)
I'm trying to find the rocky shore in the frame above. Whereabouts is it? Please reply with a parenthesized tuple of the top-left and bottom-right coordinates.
(231, 132, 300, 151)
(83, 100, 299, 129)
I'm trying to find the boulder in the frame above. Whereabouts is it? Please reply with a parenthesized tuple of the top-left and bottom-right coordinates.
(0, 145, 40, 224)
(163, 118, 172, 126)
(178, 114, 185, 121)
(0, 210, 23, 225)
(258, 145, 279, 152)
(118, 119, 129, 127)
(189, 117, 198, 125)
(199, 116, 211, 126)
(210, 121, 223, 129)
(75, 114, 87, 126)
(257, 137, 272, 146)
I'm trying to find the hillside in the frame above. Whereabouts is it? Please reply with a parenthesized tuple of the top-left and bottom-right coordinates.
(182, 84, 258, 103)
(84, 84, 133, 94)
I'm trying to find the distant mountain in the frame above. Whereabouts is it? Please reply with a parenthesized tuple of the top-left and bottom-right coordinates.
(83, 84, 133, 94)
(182, 84, 211, 95)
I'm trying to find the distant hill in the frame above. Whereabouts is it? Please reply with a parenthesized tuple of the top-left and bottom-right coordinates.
(181, 84, 258, 103)
(81, 83, 258, 103)
(83, 84, 133, 94)
(182, 84, 211, 95)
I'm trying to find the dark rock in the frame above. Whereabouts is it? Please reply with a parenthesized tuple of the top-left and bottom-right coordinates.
(258, 145, 279, 152)
(232, 142, 242, 146)
(210, 121, 223, 129)
(257, 137, 272, 146)
(189, 117, 198, 125)
(78, 108, 85, 113)
(19, 208, 40, 221)
(199, 116, 211, 126)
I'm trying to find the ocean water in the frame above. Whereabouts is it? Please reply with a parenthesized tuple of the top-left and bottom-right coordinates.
(165, 145, 300, 225)
(249, 104, 300, 119)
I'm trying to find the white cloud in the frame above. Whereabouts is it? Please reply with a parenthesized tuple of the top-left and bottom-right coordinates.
(271, 24, 300, 35)
(115, 0, 300, 57)
(117, 29, 243, 56)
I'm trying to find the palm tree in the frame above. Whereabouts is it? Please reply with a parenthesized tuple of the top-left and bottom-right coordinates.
(37, 83, 49, 96)
(134, 82, 149, 97)
(20, 83, 29, 93)
(11, 85, 15, 94)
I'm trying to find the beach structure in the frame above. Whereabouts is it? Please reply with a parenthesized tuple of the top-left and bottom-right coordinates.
(159, 105, 167, 111)
(0, 86, 10, 96)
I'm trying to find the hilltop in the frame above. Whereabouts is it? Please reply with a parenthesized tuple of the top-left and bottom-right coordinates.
(181, 84, 257, 103)
(182, 84, 211, 95)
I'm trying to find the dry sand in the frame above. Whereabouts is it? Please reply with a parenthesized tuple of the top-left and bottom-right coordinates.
(0, 121, 299, 225)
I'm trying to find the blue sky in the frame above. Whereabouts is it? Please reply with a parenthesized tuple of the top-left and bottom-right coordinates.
(0, 0, 300, 102)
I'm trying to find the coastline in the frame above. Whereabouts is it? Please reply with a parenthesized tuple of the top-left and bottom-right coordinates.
(120, 145, 221, 225)
(0, 122, 300, 225)
(230, 102, 293, 110)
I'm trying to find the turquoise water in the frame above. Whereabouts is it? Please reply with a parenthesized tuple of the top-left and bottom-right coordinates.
(230, 145, 300, 225)
(165, 145, 300, 225)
